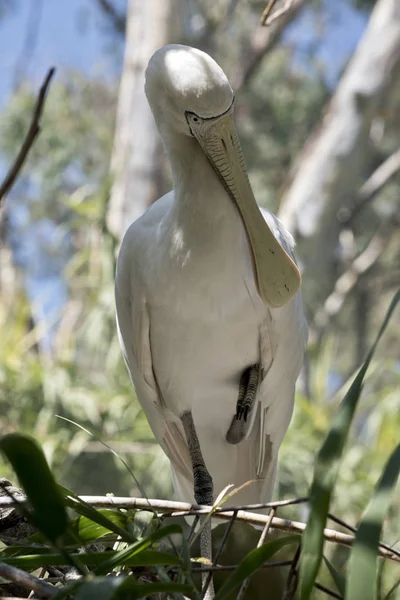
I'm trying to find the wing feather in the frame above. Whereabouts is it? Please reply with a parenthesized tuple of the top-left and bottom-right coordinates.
(115, 219, 193, 493)
(257, 210, 308, 498)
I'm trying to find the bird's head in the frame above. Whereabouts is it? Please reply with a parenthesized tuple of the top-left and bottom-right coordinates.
(145, 44, 234, 137)
(145, 45, 301, 309)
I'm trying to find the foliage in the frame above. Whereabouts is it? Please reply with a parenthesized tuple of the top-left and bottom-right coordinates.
(0, 0, 400, 598)
(0, 295, 399, 598)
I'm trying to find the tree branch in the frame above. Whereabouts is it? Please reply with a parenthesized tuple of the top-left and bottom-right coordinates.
(0, 67, 55, 206)
(0, 562, 57, 597)
(2, 495, 397, 563)
(95, 0, 126, 35)
(338, 148, 400, 224)
(311, 221, 395, 339)
(234, 0, 309, 90)
(260, 0, 294, 26)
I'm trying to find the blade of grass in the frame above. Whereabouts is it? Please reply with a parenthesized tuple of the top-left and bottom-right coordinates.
(93, 523, 182, 576)
(60, 486, 137, 543)
(1, 549, 181, 570)
(323, 555, 346, 596)
(73, 577, 196, 600)
(345, 444, 400, 600)
(0, 433, 68, 542)
(298, 290, 400, 600)
(214, 534, 300, 600)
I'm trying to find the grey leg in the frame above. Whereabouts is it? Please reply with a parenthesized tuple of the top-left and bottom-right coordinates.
(226, 363, 260, 445)
(181, 411, 214, 600)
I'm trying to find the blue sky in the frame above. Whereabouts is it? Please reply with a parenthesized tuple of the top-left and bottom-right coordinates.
(0, 0, 125, 108)
(0, 0, 367, 110)
(0, 0, 368, 349)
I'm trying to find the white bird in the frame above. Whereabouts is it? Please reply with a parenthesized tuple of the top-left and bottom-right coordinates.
(115, 44, 307, 597)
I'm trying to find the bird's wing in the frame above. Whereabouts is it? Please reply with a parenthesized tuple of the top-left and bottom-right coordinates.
(256, 210, 308, 499)
(115, 217, 193, 491)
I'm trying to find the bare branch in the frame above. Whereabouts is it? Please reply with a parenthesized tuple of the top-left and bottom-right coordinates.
(311, 222, 394, 338)
(261, 0, 294, 27)
(339, 148, 400, 224)
(12, 0, 44, 90)
(0, 67, 55, 206)
(2, 495, 397, 563)
(234, 0, 309, 90)
(0, 562, 57, 597)
(95, 0, 126, 35)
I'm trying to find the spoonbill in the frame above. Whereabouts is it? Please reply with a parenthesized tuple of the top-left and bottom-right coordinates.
(115, 44, 307, 597)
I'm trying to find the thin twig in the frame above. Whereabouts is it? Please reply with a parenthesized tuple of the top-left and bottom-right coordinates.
(95, 0, 126, 34)
(237, 507, 277, 600)
(261, 0, 294, 26)
(1, 495, 399, 563)
(315, 581, 343, 599)
(282, 544, 301, 599)
(311, 221, 394, 339)
(328, 513, 400, 560)
(0, 562, 57, 597)
(187, 515, 200, 545)
(202, 510, 238, 595)
(339, 148, 400, 225)
(191, 560, 293, 573)
(383, 576, 400, 600)
(0, 67, 55, 205)
(28, 567, 46, 598)
(235, 0, 308, 90)
(257, 507, 277, 547)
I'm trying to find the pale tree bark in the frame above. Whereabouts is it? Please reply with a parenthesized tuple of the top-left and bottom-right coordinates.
(107, 0, 173, 241)
(278, 0, 400, 312)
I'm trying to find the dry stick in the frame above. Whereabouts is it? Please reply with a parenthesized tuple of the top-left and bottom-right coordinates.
(0, 562, 57, 598)
(312, 222, 391, 338)
(328, 513, 400, 560)
(237, 507, 277, 600)
(2, 495, 399, 563)
(192, 560, 293, 573)
(314, 582, 343, 599)
(201, 510, 239, 595)
(28, 567, 47, 599)
(0, 67, 55, 205)
(261, 0, 294, 26)
(236, 0, 308, 90)
(340, 148, 400, 225)
(282, 543, 301, 599)
(187, 515, 200, 545)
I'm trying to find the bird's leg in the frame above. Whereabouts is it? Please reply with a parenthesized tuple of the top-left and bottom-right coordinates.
(181, 411, 214, 600)
(226, 363, 260, 445)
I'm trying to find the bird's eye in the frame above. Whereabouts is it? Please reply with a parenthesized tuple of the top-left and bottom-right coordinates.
(193, 116, 199, 122)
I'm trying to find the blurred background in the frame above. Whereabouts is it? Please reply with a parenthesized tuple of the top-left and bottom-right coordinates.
(0, 0, 399, 567)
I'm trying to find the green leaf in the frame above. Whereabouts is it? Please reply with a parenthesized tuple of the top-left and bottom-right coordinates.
(114, 579, 196, 599)
(93, 523, 182, 576)
(298, 290, 400, 600)
(74, 577, 196, 600)
(28, 508, 128, 547)
(345, 444, 400, 600)
(323, 555, 346, 596)
(0, 433, 68, 542)
(1, 549, 180, 570)
(214, 534, 300, 600)
(60, 486, 137, 544)
(74, 577, 123, 600)
(73, 509, 129, 543)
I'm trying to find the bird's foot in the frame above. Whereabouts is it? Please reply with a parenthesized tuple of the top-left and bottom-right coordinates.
(226, 363, 260, 445)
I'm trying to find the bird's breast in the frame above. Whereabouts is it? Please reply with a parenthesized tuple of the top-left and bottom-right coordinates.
(147, 214, 268, 425)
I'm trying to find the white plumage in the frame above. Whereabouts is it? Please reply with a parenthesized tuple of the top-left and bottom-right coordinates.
(115, 44, 307, 509)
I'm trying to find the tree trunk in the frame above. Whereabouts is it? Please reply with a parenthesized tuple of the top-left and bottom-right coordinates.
(278, 0, 400, 313)
(107, 0, 172, 241)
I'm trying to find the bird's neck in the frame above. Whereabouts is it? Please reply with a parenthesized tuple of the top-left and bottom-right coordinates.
(165, 132, 241, 229)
